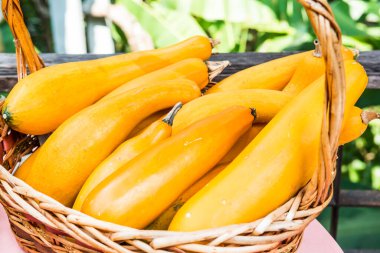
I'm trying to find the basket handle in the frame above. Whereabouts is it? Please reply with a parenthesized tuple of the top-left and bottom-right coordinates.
(1, 0, 45, 80)
(298, 0, 345, 204)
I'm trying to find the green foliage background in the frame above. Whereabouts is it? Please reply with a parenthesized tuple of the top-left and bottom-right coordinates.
(0, 0, 379, 250)
(114, 0, 380, 52)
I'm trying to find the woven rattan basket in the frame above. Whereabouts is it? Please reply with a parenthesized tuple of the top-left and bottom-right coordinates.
(0, 0, 346, 252)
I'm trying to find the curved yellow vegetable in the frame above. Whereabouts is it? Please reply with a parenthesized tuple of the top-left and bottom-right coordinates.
(218, 106, 376, 167)
(73, 103, 182, 210)
(207, 46, 353, 95)
(147, 163, 227, 230)
(219, 106, 374, 167)
(14, 149, 40, 179)
(81, 106, 255, 228)
(172, 89, 292, 134)
(128, 110, 168, 138)
(17, 80, 201, 206)
(169, 60, 367, 231)
(218, 124, 265, 165)
(206, 51, 311, 94)
(283, 46, 355, 95)
(3, 36, 211, 135)
(339, 107, 380, 145)
(102, 58, 210, 100)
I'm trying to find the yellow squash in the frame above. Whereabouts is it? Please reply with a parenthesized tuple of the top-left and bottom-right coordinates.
(218, 106, 375, 167)
(205, 51, 311, 94)
(73, 103, 182, 210)
(339, 107, 380, 145)
(102, 58, 210, 101)
(172, 89, 292, 134)
(207, 46, 353, 95)
(128, 110, 168, 138)
(218, 107, 376, 167)
(17, 80, 201, 206)
(14, 149, 40, 179)
(283, 46, 355, 95)
(81, 106, 255, 228)
(147, 163, 227, 230)
(218, 124, 266, 165)
(169, 60, 367, 231)
(3, 36, 212, 135)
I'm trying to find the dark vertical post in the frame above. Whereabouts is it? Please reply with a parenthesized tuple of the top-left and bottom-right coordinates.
(330, 146, 343, 239)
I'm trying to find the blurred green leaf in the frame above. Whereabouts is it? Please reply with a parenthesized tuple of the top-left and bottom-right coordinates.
(355, 136, 368, 150)
(349, 167, 361, 183)
(343, 0, 368, 20)
(256, 32, 313, 52)
(371, 166, 380, 190)
(117, 0, 206, 48)
(287, 0, 307, 29)
(207, 21, 242, 52)
(159, 0, 293, 34)
(0, 91, 8, 100)
(331, 1, 368, 37)
(0, 21, 15, 52)
(110, 23, 130, 52)
(351, 159, 367, 171)
(342, 164, 348, 173)
(366, 0, 380, 22)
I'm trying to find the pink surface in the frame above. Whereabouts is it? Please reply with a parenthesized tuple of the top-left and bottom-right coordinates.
(0, 204, 342, 252)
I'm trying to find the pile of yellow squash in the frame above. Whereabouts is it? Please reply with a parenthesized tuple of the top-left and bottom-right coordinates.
(4, 35, 377, 232)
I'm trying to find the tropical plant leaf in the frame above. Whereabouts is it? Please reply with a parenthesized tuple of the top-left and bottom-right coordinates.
(150, 1, 207, 40)
(0, 22, 15, 52)
(116, 0, 206, 48)
(207, 21, 242, 52)
(372, 166, 380, 190)
(367, 0, 380, 20)
(331, 1, 368, 37)
(343, 0, 368, 20)
(342, 35, 373, 51)
(255, 32, 313, 52)
(158, 0, 293, 34)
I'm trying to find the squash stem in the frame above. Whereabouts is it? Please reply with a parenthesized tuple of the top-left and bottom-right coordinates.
(209, 38, 220, 48)
(250, 108, 257, 125)
(207, 60, 230, 82)
(162, 102, 183, 126)
(313, 39, 322, 58)
(361, 110, 380, 125)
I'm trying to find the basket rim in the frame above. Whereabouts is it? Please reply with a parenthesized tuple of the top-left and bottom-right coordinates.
(0, 164, 332, 251)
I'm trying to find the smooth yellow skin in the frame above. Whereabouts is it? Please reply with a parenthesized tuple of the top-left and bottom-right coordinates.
(81, 106, 254, 228)
(14, 149, 40, 179)
(102, 58, 209, 101)
(73, 120, 172, 210)
(128, 110, 167, 138)
(147, 164, 227, 230)
(340, 62, 368, 128)
(217, 106, 365, 167)
(218, 105, 366, 166)
(218, 124, 265, 165)
(283, 47, 355, 95)
(339, 106, 367, 145)
(3, 36, 211, 135)
(18, 80, 201, 206)
(172, 89, 292, 134)
(169, 60, 367, 231)
(206, 51, 311, 94)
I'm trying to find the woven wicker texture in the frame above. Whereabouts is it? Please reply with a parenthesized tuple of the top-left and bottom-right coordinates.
(0, 0, 344, 252)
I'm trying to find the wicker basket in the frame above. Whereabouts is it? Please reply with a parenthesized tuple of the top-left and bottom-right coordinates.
(0, 0, 345, 252)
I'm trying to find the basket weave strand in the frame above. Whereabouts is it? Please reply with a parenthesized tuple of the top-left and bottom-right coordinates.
(299, 0, 345, 205)
(1, 0, 44, 79)
(0, 0, 345, 252)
